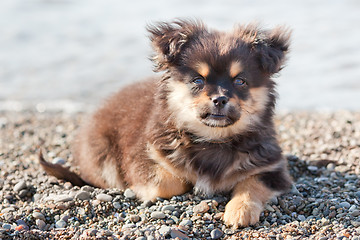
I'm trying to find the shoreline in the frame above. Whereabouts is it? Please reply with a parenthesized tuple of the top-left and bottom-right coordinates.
(2, 100, 359, 114)
(1, 111, 360, 239)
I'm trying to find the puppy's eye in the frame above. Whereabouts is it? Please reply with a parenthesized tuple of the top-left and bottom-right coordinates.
(192, 78, 205, 86)
(234, 78, 246, 86)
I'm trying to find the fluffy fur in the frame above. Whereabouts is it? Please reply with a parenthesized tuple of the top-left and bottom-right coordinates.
(40, 19, 292, 228)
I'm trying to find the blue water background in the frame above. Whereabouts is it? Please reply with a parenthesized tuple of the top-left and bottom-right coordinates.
(0, 0, 359, 112)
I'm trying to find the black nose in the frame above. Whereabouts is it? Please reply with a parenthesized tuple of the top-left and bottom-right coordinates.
(211, 96, 229, 108)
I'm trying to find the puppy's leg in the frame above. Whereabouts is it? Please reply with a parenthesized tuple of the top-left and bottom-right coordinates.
(132, 166, 192, 201)
(223, 176, 274, 228)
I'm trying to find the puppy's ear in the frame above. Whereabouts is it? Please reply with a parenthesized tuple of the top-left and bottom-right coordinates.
(253, 26, 291, 74)
(147, 20, 205, 71)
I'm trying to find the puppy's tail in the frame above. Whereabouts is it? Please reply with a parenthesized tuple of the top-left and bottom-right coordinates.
(39, 150, 88, 187)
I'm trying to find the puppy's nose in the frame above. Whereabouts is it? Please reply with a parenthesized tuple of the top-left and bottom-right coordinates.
(211, 96, 229, 108)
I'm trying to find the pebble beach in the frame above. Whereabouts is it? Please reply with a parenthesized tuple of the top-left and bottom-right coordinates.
(1, 111, 360, 239)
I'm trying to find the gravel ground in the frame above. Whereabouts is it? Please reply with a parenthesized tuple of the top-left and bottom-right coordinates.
(0, 111, 360, 239)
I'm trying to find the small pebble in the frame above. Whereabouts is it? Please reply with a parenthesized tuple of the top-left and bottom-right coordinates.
(123, 223, 136, 229)
(179, 219, 192, 226)
(64, 183, 72, 190)
(307, 166, 318, 172)
(2, 223, 11, 230)
(329, 211, 336, 218)
(135, 237, 147, 240)
(298, 215, 306, 221)
(159, 225, 171, 236)
(339, 201, 351, 209)
(265, 204, 275, 212)
(103, 230, 113, 236)
(33, 193, 42, 202)
(151, 211, 166, 219)
(269, 196, 278, 205)
(16, 219, 29, 230)
(203, 212, 212, 220)
(36, 219, 46, 230)
(349, 205, 357, 212)
(61, 214, 70, 222)
(18, 189, 28, 198)
(351, 210, 360, 217)
(193, 201, 210, 214)
(293, 196, 303, 206)
(2, 206, 16, 213)
(81, 186, 94, 192)
(162, 205, 175, 212)
(263, 220, 270, 227)
(52, 157, 66, 165)
(170, 228, 189, 240)
(14, 180, 27, 192)
(88, 229, 98, 236)
(75, 191, 91, 200)
(355, 191, 360, 199)
(210, 228, 223, 239)
(32, 212, 45, 221)
(327, 163, 335, 170)
(290, 185, 301, 195)
(55, 220, 66, 228)
(15, 225, 25, 231)
(351, 221, 360, 227)
(129, 215, 140, 223)
(96, 193, 113, 202)
(141, 200, 153, 208)
(335, 165, 350, 173)
(55, 195, 74, 202)
(124, 189, 136, 199)
(113, 202, 121, 209)
(213, 212, 224, 220)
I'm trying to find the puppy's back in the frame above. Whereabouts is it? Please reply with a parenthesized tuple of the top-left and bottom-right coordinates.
(73, 78, 158, 188)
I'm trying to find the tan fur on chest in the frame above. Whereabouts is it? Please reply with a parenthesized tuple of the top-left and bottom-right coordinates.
(147, 142, 285, 195)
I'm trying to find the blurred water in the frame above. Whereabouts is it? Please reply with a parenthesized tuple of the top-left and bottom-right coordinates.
(0, 0, 359, 112)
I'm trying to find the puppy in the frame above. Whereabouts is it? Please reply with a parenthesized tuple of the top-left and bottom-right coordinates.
(40, 19, 292, 228)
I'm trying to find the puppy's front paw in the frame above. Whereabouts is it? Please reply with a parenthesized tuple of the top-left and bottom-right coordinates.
(223, 198, 263, 228)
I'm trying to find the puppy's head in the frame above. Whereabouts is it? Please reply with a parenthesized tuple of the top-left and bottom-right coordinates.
(148, 20, 290, 140)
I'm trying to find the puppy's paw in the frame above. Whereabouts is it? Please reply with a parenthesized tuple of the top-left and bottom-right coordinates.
(223, 198, 263, 228)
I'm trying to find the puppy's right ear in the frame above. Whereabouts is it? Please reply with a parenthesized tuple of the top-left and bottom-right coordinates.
(147, 20, 205, 71)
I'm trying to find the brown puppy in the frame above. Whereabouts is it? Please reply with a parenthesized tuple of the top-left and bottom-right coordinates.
(40, 19, 292, 228)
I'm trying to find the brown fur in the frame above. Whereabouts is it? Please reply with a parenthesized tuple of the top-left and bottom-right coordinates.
(40, 19, 292, 227)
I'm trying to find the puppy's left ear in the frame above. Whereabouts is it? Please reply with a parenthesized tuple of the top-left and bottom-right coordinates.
(147, 20, 205, 71)
(254, 26, 291, 74)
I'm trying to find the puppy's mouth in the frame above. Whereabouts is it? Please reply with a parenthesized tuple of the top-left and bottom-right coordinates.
(200, 113, 234, 127)
(207, 114, 227, 120)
